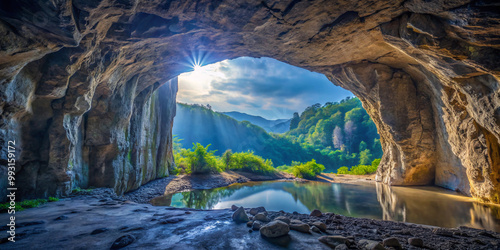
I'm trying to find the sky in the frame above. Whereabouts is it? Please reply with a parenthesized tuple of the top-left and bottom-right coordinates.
(177, 57, 353, 120)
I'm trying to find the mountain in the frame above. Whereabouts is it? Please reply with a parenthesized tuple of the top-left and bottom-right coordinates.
(222, 111, 291, 133)
(173, 99, 382, 172)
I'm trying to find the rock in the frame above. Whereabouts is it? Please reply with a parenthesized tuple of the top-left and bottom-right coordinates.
(358, 239, 385, 250)
(252, 221, 262, 230)
(311, 226, 322, 233)
(232, 207, 249, 223)
(408, 237, 424, 247)
(335, 244, 348, 250)
(259, 221, 290, 238)
(249, 207, 266, 216)
(290, 222, 310, 233)
(312, 221, 327, 232)
(246, 221, 253, 227)
(254, 213, 270, 222)
(310, 209, 323, 217)
(231, 205, 238, 211)
(318, 236, 349, 248)
(382, 237, 401, 249)
(275, 216, 290, 225)
(111, 234, 135, 249)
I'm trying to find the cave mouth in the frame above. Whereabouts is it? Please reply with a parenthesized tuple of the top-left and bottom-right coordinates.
(171, 56, 383, 174)
(1, 0, 499, 207)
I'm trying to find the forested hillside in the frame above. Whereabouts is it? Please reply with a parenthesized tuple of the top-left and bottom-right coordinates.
(173, 98, 382, 172)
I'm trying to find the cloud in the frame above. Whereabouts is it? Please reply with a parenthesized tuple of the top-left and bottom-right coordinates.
(177, 57, 352, 119)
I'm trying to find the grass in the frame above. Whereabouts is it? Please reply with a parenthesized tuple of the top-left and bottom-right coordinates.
(0, 197, 59, 213)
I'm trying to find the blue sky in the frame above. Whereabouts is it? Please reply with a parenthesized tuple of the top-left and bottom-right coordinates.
(177, 57, 353, 120)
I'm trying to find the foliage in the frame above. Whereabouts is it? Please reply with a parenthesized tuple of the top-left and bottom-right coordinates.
(182, 143, 221, 174)
(226, 151, 276, 175)
(278, 159, 325, 179)
(174, 97, 382, 173)
(336, 158, 381, 175)
(0, 198, 53, 213)
(48, 197, 59, 202)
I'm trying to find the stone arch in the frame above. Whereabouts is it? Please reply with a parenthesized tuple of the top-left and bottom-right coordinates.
(0, 0, 499, 203)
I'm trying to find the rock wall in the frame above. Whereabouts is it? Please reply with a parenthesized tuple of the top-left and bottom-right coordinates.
(0, 0, 499, 203)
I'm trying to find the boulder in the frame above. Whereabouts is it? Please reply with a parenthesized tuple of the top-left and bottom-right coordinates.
(259, 221, 290, 238)
(254, 213, 270, 222)
(231, 205, 238, 211)
(408, 237, 424, 247)
(249, 207, 266, 216)
(252, 221, 262, 230)
(318, 236, 349, 248)
(311, 226, 322, 233)
(358, 239, 385, 250)
(310, 209, 323, 217)
(232, 207, 249, 223)
(312, 221, 327, 232)
(290, 222, 310, 233)
(275, 216, 290, 225)
(383, 237, 401, 250)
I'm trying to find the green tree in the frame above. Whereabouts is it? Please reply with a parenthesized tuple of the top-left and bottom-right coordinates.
(290, 112, 300, 130)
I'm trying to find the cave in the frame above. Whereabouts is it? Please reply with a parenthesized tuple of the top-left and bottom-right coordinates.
(1, 0, 500, 208)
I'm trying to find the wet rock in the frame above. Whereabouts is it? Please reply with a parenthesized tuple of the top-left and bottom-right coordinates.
(407, 237, 424, 247)
(318, 235, 349, 248)
(290, 220, 310, 233)
(111, 234, 135, 249)
(246, 221, 253, 227)
(311, 226, 322, 233)
(252, 221, 262, 230)
(312, 221, 327, 232)
(231, 205, 238, 211)
(310, 209, 323, 217)
(249, 207, 266, 216)
(275, 216, 290, 225)
(259, 221, 290, 238)
(358, 239, 385, 250)
(382, 237, 401, 249)
(90, 228, 108, 235)
(232, 206, 249, 223)
(254, 213, 270, 222)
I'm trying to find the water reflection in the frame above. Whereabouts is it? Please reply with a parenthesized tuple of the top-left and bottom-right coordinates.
(151, 181, 500, 232)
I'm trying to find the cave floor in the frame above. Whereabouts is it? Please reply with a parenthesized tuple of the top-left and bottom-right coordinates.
(1, 194, 499, 249)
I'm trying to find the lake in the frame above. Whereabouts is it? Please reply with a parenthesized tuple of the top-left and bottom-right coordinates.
(151, 181, 500, 232)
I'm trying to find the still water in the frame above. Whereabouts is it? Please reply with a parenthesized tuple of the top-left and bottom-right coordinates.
(151, 181, 500, 232)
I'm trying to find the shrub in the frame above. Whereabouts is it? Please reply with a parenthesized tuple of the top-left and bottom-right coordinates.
(227, 151, 276, 175)
(48, 197, 59, 202)
(187, 143, 221, 174)
(336, 158, 380, 175)
(279, 159, 324, 179)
